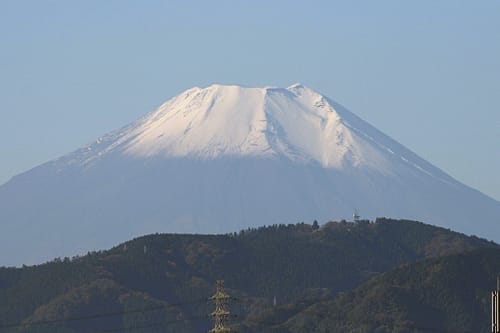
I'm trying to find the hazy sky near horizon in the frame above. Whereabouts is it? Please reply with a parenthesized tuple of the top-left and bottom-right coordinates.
(1, 0, 499, 201)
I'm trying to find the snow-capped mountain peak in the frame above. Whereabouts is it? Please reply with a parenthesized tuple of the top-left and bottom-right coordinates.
(1, 83, 499, 266)
(79, 84, 422, 175)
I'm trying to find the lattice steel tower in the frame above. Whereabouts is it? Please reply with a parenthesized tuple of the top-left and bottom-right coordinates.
(209, 280, 234, 333)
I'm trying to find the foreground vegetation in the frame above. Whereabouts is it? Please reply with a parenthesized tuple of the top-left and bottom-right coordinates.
(0, 218, 496, 333)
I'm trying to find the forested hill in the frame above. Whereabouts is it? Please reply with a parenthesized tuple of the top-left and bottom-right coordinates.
(0, 218, 496, 333)
(241, 247, 500, 333)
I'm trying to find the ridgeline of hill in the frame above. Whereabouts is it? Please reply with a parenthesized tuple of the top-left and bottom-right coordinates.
(0, 218, 497, 333)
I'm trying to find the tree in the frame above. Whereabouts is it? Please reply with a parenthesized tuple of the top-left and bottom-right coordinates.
(312, 220, 319, 231)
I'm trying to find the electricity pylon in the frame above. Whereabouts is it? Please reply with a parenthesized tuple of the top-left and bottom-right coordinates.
(209, 280, 234, 333)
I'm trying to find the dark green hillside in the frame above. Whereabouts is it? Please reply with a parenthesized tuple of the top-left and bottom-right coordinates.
(0, 218, 495, 333)
(241, 248, 500, 333)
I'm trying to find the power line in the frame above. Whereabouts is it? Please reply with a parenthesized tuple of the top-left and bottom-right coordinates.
(243, 305, 472, 333)
(99, 322, 163, 333)
(244, 317, 469, 333)
(0, 298, 207, 330)
(0, 292, 477, 333)
(96, 315, 209, 333)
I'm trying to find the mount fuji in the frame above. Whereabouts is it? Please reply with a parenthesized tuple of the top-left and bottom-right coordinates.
(1, 84, 499, 266)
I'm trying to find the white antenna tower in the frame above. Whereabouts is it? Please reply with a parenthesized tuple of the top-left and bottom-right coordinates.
(353, 209, 360, 223)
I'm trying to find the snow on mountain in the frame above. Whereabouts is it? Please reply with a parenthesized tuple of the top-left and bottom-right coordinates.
(55, 84, 453, 180)
(1, 84, 499, 266)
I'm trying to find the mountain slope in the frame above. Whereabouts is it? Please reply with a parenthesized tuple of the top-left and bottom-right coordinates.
(0, 219, 496, 333)
(1, 84, 499, 266)
(243, 247, 500, 333)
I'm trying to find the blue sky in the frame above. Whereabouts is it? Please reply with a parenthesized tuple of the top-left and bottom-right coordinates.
(1, 0, 499, 200)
